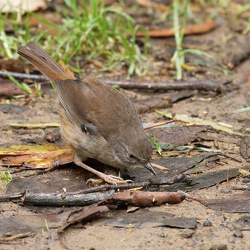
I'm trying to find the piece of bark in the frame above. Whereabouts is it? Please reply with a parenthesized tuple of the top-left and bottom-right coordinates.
(163, 168, 239, 192)
(105, 209, 197, 229)
(149, 125, 209, 147)
(57, 205, 109, 233)
(201, 193, 250, 213)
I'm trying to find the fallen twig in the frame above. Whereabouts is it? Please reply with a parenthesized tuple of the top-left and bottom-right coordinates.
(104, 79, 223, 92)
(231, 186, 250, 191)
(102, 190, 185, 207)
(136, 18, 216, 37)
(0, 192, 24, 201)
(195, 152, 242, 164)
(0, 232, 36, 242)
(144, 120, 176, 130)
(23, 190, 115, 206)
(6, 123, 60, 128)
(0, 174, 185, 205)
(0, 70, 225, 92)
(177, 190, 202, 202)
(0, 70, 47, 81)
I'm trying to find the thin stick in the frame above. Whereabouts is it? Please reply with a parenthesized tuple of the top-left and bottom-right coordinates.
(0, 70, 47, 81)
(144, 119, 177, 130)
(0, 70, 226, 92)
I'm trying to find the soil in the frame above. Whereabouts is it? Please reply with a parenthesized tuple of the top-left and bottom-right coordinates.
(1, 1, 250, 250)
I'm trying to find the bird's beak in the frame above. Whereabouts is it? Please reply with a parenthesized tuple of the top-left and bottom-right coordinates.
(145, 162, 157, 176)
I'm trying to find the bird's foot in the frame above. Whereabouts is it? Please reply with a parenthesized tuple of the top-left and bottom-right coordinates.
(87, 173, 132, 185)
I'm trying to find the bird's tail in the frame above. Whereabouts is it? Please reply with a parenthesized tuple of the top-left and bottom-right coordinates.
(18, 42, 74, 81)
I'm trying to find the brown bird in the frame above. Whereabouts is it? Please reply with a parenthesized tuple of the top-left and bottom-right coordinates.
(18, 42, 156, 184)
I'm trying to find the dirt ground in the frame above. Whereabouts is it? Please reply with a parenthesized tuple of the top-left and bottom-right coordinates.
(1, 2, 250, 250)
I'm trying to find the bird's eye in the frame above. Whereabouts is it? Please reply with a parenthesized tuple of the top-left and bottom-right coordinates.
(128, 154, 136, 160)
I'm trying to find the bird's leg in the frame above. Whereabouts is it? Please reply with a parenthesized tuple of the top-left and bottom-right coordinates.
(74, 155, 132, 185)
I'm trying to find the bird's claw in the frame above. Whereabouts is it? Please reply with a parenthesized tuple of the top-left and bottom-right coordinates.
(87, 174, 132, 185)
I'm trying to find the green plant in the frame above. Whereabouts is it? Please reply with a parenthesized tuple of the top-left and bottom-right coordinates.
(6, 71, 32, 94)
(149, 136, 163, 156)
(0, 9, 32, 59)
(53, 0, 148, 77)
(171, 0, 212, 79)
(34, 82, 43, 98)
(0, 166, 12, 186)
(0, 1, 147, 78)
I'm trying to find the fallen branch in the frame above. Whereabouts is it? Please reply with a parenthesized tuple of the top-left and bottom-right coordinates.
(104, 79, 223, 92)
(1, 174, 185, 205)
(0, 70, 225, 92)
(136, 18, 216, 37)
(0, 70, 47, 81)
(102, 190, 185, 207)
(57, 190, 185, 233)
(0, 232, 36, 242)
(23, 190, 115, 206)
(0, 192, 24, 201)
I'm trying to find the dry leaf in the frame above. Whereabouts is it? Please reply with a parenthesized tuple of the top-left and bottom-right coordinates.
(0, 144, 74, 169)
(0, 0, 47, 13)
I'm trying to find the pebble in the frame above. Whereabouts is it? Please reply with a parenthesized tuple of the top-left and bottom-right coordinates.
(215, 211, 223, 216)
(179, 229, 195, 238)
(207, 216, 215, 222)
(220, 187, 230, 194)
(233, 230, 243, 238)
(210, 244, 227, 250)
(203, 220, 212, 227)
(157, 232, 166, 238)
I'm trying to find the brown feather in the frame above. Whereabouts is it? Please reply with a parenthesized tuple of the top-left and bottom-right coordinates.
(18, 42, 73, 81)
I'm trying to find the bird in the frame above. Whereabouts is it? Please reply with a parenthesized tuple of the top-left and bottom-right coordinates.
(18, 42, 156, 184)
